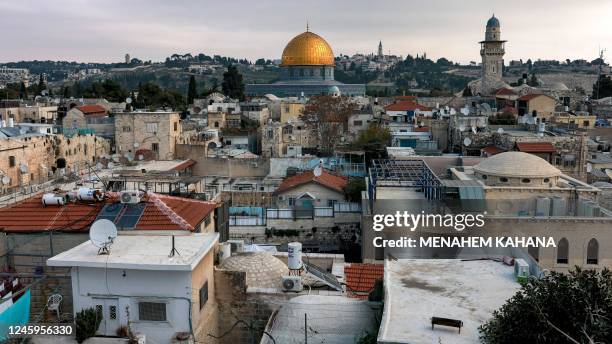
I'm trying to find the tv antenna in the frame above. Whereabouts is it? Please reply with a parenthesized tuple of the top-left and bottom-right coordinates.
(90, 219, 117, 255)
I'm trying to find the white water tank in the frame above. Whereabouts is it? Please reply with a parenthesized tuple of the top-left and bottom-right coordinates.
(42, 193, 68, 206)
(77, 187, 102, 201)
(7, 118, 14, 127)
(219, 242, 231, 263)
(287, 242, 303, 270)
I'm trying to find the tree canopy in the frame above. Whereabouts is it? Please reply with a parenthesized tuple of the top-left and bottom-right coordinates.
(187, 75, 197, 105)
(300, 95, 357, 154)
(592, 74, 612, 99)
(480, 267, 612, 344)
(221, 65, 245, 100)
(82, 79, 128, 102)
(351, 123, 391, 165)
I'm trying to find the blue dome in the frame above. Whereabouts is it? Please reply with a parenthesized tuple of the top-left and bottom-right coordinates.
(328, 85, 340, 95)
(486, 15, 500, 28)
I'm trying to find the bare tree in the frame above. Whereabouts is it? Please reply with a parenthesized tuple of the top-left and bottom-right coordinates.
(300, 95, 357, 154)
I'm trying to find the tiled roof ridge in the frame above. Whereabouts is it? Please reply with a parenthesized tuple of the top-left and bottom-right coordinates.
(147, 192, 194, 231)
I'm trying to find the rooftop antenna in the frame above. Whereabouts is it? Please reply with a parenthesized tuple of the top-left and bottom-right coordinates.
(90, 219, 117, 255)
(168, 235, 180, 257)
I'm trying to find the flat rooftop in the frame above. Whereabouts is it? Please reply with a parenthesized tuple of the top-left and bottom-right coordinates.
(47, 233, 218, 271)
(378, 259, 520, 344)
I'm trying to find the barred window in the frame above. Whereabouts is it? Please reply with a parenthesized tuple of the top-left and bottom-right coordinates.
(199, 281, 208, 310)
(138, 302, 166, 321)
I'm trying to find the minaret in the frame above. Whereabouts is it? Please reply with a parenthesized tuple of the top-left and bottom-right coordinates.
(378, 41, 383, 60)
(479, 14, 506, 95)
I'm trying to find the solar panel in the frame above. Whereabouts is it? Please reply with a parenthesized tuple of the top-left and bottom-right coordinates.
(95, 203, 124, 222)
(115, 203, 147, 230)
(303, 261, 343, 291)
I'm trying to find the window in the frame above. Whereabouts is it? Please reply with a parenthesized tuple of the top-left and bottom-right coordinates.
(327, 200, 336, 207)
(9, 156, 16, 167)
(481, 175, 488, 180)
(288, 197, 295, 206)
(146, 122, 158, 133)
(267, 130, 274, 139)
(500, 177, 508, 183)
(556, 238, 569, 264)
(123, 126, 131, 132)
(283, 126, 293, 135)
(583, 121, 590, 127)
(138, 302, 166, 321)
(521, 178, 531, 183)
(199, 281, 208, 310)
(586, 238, 598, 265)
(151, 143, 159, 152)
(214, 121, 219, 128)
(174, 122, 178, 131)
(353, 120, 363, 126)
(543, 178, 550, 183)
(109, 305, 117, 320)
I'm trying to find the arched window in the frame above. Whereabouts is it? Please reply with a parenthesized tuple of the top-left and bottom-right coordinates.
(528, 240, 539, 262)
(557, 238, 569, 264)
(587, 238, 598, 265)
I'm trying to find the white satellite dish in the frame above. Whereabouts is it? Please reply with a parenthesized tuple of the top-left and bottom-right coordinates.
(19, 164, 29, 174)
(1, 176, 10, 185)
(497, 128, 504, 134)
(133, 142, 139, 148)
(89, 219, 117, 254)
(459, 124, 466, 132)
(463, 137, 472, 146)
(460, 107, 470, 116)
(313, 165, 323, 177)
(126, 97, 133, 104)
(605, 169, 612, 180)
(108, 162, 115, 169)
(471, 125, 477, 134)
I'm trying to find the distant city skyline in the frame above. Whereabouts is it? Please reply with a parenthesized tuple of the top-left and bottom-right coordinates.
(1, 0, 610, 64)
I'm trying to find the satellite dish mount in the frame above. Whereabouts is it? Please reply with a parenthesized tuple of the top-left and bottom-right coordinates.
(89, 219, 118, 255)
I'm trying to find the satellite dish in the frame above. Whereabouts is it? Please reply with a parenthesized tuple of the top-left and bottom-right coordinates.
(89, 219, 117, 254)
(586, 163, 592, 173)
(126, 97, 133, 104)
(459, 124, 466, 132)
(463, 137, 472, 146)
(497, 128, 504, 134)
(133, 142, 139, 148)
(313, 165, 323, 177)
(108, 162, 115, 169)
(605, 169, 612, 180)
(20, 164, 29, 174)
(460, 107, 470, 116)
(1, 176, 10, 185)
(471, 125, 477, 134)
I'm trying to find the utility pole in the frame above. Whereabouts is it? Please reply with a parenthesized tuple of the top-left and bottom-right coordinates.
(304, 313, 308, 344)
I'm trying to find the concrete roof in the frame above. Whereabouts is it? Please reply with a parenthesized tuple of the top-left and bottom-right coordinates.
(378, 259, 520, 344)
(47, 233, 218, 271)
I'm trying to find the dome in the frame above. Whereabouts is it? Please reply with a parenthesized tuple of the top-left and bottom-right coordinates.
(328, 85, 341, 96)
(281, 31, 334, 67)
(486, 15, 500, 28)
(219, 252, 287, 288)
(548, 82, 569, 91)
(473, 151, 561, 178)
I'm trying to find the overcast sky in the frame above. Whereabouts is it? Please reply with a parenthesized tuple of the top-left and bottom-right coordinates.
(1, 0, 610, 64)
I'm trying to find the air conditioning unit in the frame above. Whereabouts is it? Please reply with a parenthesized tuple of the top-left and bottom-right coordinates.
(120, 190, 141, 204)
(227, 240, 244, 253)
(282, 276, 303, 292)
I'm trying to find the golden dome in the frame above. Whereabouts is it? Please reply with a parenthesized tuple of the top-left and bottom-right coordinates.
(281, 31, 335, 66)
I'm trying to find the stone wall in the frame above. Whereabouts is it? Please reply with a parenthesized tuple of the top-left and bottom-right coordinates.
(0, 232, 89, 320)
(176, 144, 270, 177)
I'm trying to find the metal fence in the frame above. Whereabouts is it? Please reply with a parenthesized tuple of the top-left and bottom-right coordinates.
(334, 202, 362, 213)
(229, 202, 361, 226)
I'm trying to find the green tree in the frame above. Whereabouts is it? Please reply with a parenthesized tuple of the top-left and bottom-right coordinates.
(36, 74, 46, 95)
(62, 85, 71, 98)
(187, 75, 197, 105)
(221, 65, 245, 100)
(351, 123, 391, 165)
(82, 79, 128, 102)
(19, 82, 28, 99)
(592, 74, 612, 99)
(343, 178, 366, 202)
(480, 267, 612, 344)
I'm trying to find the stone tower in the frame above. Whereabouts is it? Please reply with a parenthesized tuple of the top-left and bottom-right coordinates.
(479, 15, 506, 95)
(378, 41, 383, 59)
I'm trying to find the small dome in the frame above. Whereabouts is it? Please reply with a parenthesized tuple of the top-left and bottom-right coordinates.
(219, 252, 287, 288)
(487, 15, 500, 28)
(328, 85, 340, 96)
(281, 31, 335, 67)
(548, 82, 569, 91)
(474, 151, 561, 178)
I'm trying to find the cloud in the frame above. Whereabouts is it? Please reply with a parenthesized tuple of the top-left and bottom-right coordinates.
(0, 0, 609, 63)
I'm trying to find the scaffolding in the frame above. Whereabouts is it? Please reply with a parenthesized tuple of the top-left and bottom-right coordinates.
(369, 159, 443, 200)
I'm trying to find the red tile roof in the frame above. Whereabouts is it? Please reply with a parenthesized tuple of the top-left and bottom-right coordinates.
(345, 263, 384, 299)
(171, 159, 196, 171)
(0, 193, 216, 233)
(76, 105, 107, 116)
(395, 96, 417, 101)
(517, 93, 553, 101)
(481, 146, 504, 156)
(385, 101, 432, 112)
(413, 126, 430, 132)
(516, 142, 556, 153)
(495, 87, 518, 96)
(274, 169, 348, 195)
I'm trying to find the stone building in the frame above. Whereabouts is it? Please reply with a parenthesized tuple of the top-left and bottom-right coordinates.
(62, 104, 114, 139)
(469, 15, 510, 95)
(0, 131, 110, 194)
(0, 103, 58, 124)
(259, 119, 315, 158)
(114, 111, 181, 160)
